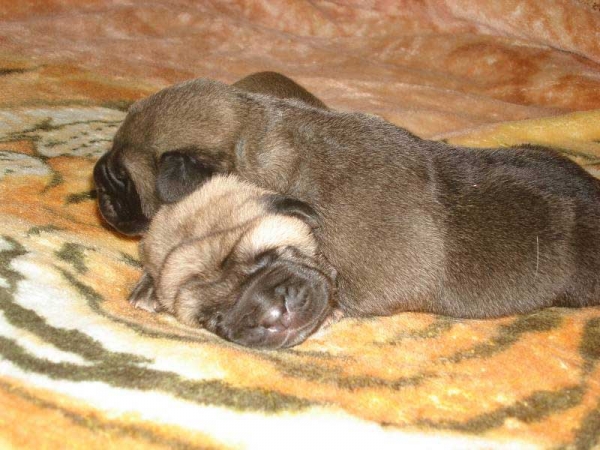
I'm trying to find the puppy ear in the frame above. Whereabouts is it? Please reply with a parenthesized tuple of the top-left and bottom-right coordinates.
(156, 150, 215, 203)
(264, 194, 320, 229)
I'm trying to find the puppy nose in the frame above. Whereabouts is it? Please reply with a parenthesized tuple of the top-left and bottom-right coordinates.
(259, 305, 292, 331)
(258, 284, 309, 330)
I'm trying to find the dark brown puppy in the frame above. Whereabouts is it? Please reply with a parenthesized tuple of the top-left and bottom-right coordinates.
(95, 76, 600, 323)
(130, 174, 336, 349)
(94, 71, 327, 235)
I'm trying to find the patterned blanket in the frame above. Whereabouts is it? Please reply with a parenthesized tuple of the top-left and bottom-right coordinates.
(1, 2, 600, 449)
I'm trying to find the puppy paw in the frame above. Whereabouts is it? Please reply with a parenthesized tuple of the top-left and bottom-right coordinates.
(320, 308, 345, 329)
(128, 272, 162, 313)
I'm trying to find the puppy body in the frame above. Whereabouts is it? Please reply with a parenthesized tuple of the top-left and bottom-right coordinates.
(98, 76, 600, 321)
(228, 102, 600, 318)
(131, 174, 336, 348)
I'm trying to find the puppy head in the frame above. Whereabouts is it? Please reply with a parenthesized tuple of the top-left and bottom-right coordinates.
(158, 214, 336, 349)
(94, 73, 327, 236)
(94, 78, 241, 235)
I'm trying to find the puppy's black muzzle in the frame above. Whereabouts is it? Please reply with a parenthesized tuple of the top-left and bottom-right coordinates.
(216, 259, 333, 349)
(93, 151, 149, 236)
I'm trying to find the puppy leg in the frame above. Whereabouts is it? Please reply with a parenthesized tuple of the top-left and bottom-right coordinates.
(128, 271, 162, 313)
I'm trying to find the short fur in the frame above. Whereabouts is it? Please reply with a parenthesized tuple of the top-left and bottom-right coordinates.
(130, 174, 336, 349)
(231, 71, 327, 109)
(96, 74, 600, 323)
(94, 71, 327, 234)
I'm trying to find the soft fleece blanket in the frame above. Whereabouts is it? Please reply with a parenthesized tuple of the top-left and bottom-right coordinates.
(1, 2, 600, 449)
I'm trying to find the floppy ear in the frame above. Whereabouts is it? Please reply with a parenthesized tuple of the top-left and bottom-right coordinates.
(264, 194, 320, 229)
(156, 150, 215, 203)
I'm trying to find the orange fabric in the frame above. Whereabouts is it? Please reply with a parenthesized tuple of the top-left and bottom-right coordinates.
(1, 2, 599, 449)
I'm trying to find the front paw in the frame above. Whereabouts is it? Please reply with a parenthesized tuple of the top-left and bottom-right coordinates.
(320, 308, 345, 329)
(128, 272, 162, 313)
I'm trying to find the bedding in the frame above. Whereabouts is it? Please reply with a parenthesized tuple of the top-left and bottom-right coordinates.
(1, 1, 599, 448)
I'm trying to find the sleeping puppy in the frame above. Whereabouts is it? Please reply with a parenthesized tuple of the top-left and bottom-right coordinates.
(129, 174, 336, 349)
(93, 71, 326, 235)
(96, 76, 600, 323)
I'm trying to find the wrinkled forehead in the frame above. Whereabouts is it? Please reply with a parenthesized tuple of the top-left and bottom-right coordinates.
(172, 263, 248, 326)
(154, 226, 247, 303)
